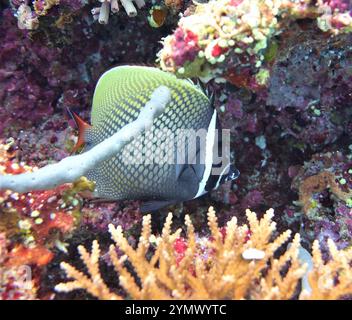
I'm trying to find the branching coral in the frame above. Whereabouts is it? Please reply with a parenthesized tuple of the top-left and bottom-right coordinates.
(299, 238, 352, 299)
(55, 206, 352, 300)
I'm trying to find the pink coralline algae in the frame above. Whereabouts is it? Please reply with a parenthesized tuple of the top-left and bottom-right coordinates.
(317, 0, 352, 32)
(291, 151, 352, 251)
(0, 141, 91, 262)
(0, 233, 37, 300)
(0, 9, 93, 135)
(323, 0, 352, 12)
(171, 28, 201, 67)
(197, 19, 352, 253)
(0, 4, 166, 135)
(268, 31, 352, 150)
(81, 200, 143, 236)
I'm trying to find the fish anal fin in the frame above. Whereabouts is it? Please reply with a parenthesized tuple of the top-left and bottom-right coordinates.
(141, 200, 176, 213)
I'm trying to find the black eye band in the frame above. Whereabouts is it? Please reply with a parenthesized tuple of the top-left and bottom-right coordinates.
(205, 173, 220, 192)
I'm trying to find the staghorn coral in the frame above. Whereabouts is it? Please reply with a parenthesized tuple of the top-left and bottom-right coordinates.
(55, 206, 352, 300)
(1, 0, 352, 302)
(300, 238, 352, 299)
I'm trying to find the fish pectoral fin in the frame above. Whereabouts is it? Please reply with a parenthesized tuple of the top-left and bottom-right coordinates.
(176, 146, 204, 183)
(141, 200, 176, 213)
(177, 164, 204, 184)
(175, 163, 187, 181)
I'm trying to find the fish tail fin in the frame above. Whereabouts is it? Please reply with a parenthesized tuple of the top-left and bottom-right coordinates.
(67, 108, 92, 154)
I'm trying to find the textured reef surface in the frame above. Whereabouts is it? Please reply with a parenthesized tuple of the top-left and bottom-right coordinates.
(1, 0, 352, 300)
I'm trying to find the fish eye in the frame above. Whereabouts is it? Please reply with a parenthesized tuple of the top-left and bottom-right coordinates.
(228, 168, 240, 181)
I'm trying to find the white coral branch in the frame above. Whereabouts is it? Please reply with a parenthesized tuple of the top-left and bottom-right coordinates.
(0, 86, 171, 193)
(93, 0, 145, 23)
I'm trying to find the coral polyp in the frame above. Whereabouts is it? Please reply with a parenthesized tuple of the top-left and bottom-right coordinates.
(1, 0, 352, 302)
(56, 207, 352, 300)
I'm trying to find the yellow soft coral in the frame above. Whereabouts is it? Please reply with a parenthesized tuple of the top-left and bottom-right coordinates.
(55, 207, 352, 300)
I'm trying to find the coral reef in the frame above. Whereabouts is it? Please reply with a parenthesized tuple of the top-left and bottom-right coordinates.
(56, 207, 352, 300)
(158, 0, 352, 87)
(13, 0, 140, 29)
(0, 141, 93, 262)
(81, 200, 142, 234)
(301, 237, 352, 299)
(0, 233, 37, 300)
(206, 26, 352, 241)
(0, 0, 352, 301)
(11, 0, 186, 29)
(291, 151, 352, 252)
(0, 4, 166, 136)
(268, 31, 352, 150)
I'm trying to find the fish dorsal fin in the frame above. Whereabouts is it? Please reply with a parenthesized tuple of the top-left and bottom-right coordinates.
(184, 78, 210, 97)
(67, 108, 92, 154)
